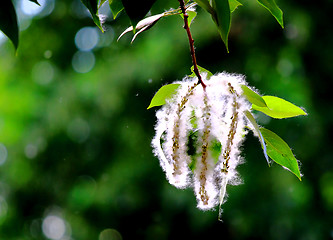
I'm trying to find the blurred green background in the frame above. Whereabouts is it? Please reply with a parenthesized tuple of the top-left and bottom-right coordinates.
(0, 0, 332, 239)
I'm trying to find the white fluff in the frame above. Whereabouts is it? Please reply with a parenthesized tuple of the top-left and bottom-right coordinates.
(152, 72, 253, 211)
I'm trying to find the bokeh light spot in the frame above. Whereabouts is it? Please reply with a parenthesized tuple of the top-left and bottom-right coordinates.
(32, 61, 55, 85)
(42, 215, 66, 240)
(75, 27, 99, 51)
(0, 144, 8, 166)
(72, 51, 95, 73)
(25, 144, 38, 159)
(67, 118, 90, 143)
(99, 229, 123, 240)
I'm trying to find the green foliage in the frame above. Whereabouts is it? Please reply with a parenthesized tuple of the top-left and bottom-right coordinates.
(260, 128, 302, 180)
(256, 0, 284, 28)
(190, 65, 213, 79)
(80, 0, 104, 31)
(147, 83, 181, 109)
(0, 0, 18, 50)
(229, 0, 242, 13)
(211, 0, 231, 52)
(252, 96, 307, 119)
(241, 85, 267, 107)
(109, 0, 124, 19)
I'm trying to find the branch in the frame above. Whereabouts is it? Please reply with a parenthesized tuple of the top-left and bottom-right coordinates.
(178, 0, 206, 89)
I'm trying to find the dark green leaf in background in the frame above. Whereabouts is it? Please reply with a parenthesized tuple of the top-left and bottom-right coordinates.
(256, 0, 284, 28)
(109, 0, 124, 19)
(121, 0, 157, 29)
(0, 0, 19, 50)
(80, 0, 103, 31)
(260, 128, 302, 180)
(211, 0, 231, 52)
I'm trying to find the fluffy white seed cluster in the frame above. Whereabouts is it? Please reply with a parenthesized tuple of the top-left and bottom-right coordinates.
(152, 72, 252, 211)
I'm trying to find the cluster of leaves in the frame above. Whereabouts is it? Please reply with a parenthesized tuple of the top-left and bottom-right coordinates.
(1, 0, 283, 51)
(148, 67, 306, 180)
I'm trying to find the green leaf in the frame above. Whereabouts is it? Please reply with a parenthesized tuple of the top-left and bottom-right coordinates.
(260, 128, 301, 180)
(0, 0, 19, 50)
(109, 0, 124, 19)
(121, 0, 157, 28)
(211, 0, 231, 52)
(81, 0, 103, 31)
(244, 110, 269, 164)
(252, 96, 307, 119)
(256, 0, 284, 28)
(147, 84, 181, 109)
(28, 0, 40, 5)
(193, 0, 214, 14)
(241, 85, 267, 107)
(190, 65, 213, 80)
(180, 10, 197, 27)
(229, 0, 242, 12)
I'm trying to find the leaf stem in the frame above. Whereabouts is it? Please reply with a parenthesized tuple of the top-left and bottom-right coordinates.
(178, 0, 206, 89)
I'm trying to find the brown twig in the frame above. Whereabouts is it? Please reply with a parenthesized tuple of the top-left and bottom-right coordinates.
(178, 0, 206, 89)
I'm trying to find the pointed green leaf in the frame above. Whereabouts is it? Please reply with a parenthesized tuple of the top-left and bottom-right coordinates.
(109, 0, 124, 19)
(81, 0, 103, 31)
(0, 0, 19, 50)
(260, 128, 301, 180)
(252, 96, 307, 119)
(28, 0, 40, 5)
(147, 84, 181, 109)
(229, 0, 242, 12)
(256, 0, 284, 28)
(241, 85, 267, 107)
(211, 0, 231, 52)
(121, 0, 157, 28)
(190, 65, 213, 80)
(244, 110, 269, 164)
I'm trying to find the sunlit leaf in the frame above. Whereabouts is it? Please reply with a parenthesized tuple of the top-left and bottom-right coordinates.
(0, 0, 19, 50)
(260, 128, 301, 180)
(121, 0, 157, 28)
(229, 0, 242, 12)
(109, 0, 123, 19)
(147, 84, 181, 109)
(256, 0, 284, 28)
(211, 0, 231, 52)
(190, 65, 213, 80)
(252, 96, 307, 119)
(244, 110, 269, 164)
(81, 0, 103, 31)
(241, 85, 267, 107)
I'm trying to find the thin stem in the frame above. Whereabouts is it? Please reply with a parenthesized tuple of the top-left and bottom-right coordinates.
(178, 0, 206, 89)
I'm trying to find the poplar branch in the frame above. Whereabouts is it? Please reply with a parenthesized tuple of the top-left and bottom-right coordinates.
(178, 0, 206, 89)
